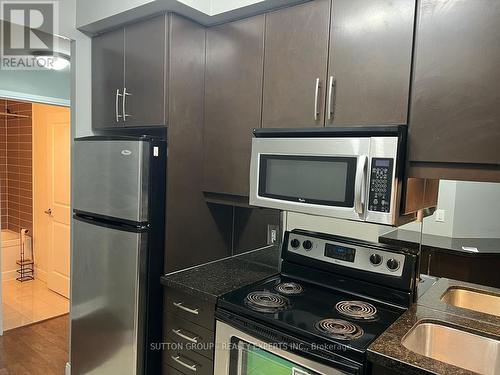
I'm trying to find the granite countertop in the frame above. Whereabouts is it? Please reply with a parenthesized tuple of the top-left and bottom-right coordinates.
(368, 304, 500, 375)
(160, 245, 280, 303)
(418, 277, 500, 327)
(368, 278, 500, 374)
(380, 229, 500, 256)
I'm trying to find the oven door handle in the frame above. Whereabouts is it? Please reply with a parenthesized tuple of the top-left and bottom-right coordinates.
(354, 155, 368, 215)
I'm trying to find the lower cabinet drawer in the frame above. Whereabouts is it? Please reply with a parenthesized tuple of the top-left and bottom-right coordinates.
(165, 288, 215, 330)
(165, 312, 215, 359)
(163, 363, 185, 375)
(164, 346, 213, 375)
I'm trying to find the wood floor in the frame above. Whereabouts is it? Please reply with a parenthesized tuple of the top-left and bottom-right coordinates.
(0, 315, 69, 375)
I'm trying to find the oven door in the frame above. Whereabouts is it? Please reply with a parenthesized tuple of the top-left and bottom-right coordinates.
(214, 321, 358, 375)
(249, 137, 370, 222)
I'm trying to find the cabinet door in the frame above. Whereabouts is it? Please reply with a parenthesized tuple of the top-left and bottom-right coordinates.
(262, 0, 331, 128)
(123, 15, 167, 127)
(92, 28, 124, 129)
(409, 0, 500, 166)
(326, 0, 415, 126)
(203, 16, 265, 196)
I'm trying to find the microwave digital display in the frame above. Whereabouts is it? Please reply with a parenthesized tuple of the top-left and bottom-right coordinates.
(258, 155, 357, 208)
(325, 244, 356, 263)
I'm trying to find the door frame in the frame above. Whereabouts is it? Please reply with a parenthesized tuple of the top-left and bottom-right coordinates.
(0, 97, 70, 337)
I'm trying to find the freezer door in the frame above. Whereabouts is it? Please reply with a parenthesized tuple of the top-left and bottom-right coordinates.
(74, 139, 150, 222)
(71, 218, 147, 375)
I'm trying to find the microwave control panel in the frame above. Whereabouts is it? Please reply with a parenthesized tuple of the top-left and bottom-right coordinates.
(368, 158, 393, 213)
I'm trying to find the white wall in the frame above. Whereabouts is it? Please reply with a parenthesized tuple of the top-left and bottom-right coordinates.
(452, 181, 500, 238)
(0, 69, 70, 106)
(210, 0, 265, 14)
(57, 0, 93, 137)
(286, 213, 396, 243)
(76, 0, 156, 28)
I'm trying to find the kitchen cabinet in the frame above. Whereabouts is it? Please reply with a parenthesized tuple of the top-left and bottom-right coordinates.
(163, 287, 216, 374)
(203, 15, 265, 197)
(91, 28, 124, 129)
(326, 0, 414, 126)
(261, 0, 415, 129)
(408, 0, 500, 182)
(92, 15, 167, 129)
(261, 0, 331, 128)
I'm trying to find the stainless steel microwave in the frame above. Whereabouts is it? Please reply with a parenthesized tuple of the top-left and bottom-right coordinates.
(249, 126, 407, 226)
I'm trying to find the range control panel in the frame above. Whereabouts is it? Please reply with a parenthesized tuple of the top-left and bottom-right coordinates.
(368, 158, 394, 213)
(287, 233, 406, 277)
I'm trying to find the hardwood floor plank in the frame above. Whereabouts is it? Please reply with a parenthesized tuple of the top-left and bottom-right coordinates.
(0, 315, 69, 375)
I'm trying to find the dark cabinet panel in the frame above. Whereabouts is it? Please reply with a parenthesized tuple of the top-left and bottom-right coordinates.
(124, 15, 167, 127)
(409, 0, 500, 166)
(165, 15, 233, 273)
(203, 15, 265, 196)
(92, 28, 124, 129)
(92, 16, 167, 130)
(262, 0, 331, 128)
(326, 0, 415, 126)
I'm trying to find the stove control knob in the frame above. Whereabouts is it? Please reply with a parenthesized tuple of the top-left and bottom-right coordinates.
(303, 240, 313, 251)
(290, 239, 300, 249)
(369, 253, 382, 266)
(386, 258, 400, 271)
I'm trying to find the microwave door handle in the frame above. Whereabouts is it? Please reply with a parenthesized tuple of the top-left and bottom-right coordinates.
(354, 155, 368, 215)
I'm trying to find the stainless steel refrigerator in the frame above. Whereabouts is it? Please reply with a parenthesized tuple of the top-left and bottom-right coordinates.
(71, 136, 166, 375)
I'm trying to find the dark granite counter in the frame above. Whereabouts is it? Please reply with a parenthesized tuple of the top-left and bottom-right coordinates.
(368, 278, 500, 374)
(368, 304, 500, 375)
(160, 245, 280, 303)
(380, 229, 500, 257)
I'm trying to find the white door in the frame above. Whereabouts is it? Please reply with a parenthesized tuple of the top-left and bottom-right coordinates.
(46, 108, 71, 297)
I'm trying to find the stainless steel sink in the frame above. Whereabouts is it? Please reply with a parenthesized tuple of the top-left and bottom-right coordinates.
(441, 287, 500, 317)
(402, 322, 500, 375)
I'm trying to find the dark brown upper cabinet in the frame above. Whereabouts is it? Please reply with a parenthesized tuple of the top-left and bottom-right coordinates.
(92, 28, 125, 129)
(325, 0, 415, 126)
(408, 0, 500, 182)
(262, 0, 415, 129)
(92, 15, 167, 130)
(203, 15, 266, 197)
(262, 0, 331, 128)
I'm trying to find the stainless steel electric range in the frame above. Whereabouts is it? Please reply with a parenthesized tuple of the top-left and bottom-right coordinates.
(214, 230, 419, 375)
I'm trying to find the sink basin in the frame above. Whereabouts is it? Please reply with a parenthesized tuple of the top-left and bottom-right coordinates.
(442, 287, 500, 317)
(402, 322, 500, 375)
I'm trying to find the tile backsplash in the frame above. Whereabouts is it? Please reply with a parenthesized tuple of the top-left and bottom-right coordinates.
(0, 99, 33, 234)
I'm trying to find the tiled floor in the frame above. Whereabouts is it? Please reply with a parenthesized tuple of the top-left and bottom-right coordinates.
(2, 279, 69, 331)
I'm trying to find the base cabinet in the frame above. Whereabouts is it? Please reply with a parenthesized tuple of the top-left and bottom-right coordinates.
(163, 287, 216, 375)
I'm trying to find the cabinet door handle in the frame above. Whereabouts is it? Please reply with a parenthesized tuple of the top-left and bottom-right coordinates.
(173, 301, 199, 315)
(327, 76, 336, 121)
(314, 78, 321, 121)
(354, 155, 368, 215)
(123, 87, 132, 121)
(115, 89, 123, 122)
(171, 355, 198, 372)
(172, 328, 199, 343)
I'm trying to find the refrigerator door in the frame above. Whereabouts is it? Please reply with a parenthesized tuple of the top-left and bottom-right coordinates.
(74, 139, 150, 222)
(71, 217, 147, 375)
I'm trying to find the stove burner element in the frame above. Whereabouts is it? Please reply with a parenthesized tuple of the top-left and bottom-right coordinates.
(335, 301, 378, 321)
(314, 319, 364, 340)
(274, 282, 304, 295)
(245, 291, 290, 313)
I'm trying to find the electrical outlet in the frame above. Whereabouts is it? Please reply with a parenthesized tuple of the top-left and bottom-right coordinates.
(435, 209, 445, 223)
(267, 225, 279, 245)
